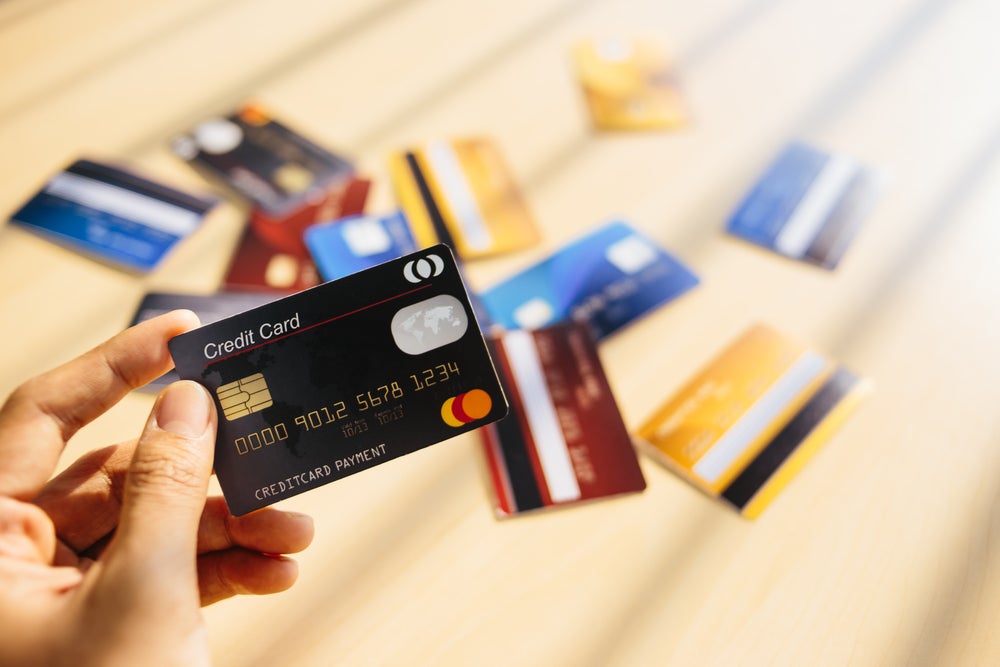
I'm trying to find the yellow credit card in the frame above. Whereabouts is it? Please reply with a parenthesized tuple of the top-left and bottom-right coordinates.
(637, 325, 870, 517)
(388, 137, 541, 259)
(573, 37, 688, 130)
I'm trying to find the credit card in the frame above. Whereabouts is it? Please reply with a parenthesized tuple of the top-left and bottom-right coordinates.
(130, 291, 277, 390)
(481, 322, 646, 517)
(726, 142, 884, 269)
(304, 211, 418, 282)
(171, 102, 354, 217)
(480, 221, 699, 340)
(572, 37, 687, 130)
(169, 245, 508, 515)
(636, 324, 870, 518)
(222, 226, 322, 293)
(388, 137, 541, 259)
(249, 176, 371, 256)
(10, 159, 215, 272)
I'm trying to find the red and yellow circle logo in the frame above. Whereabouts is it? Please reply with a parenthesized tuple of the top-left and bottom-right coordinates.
(441, 389, 493, 427)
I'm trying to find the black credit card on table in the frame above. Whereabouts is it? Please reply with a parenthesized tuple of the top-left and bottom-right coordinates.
(169, 245, 507, 515)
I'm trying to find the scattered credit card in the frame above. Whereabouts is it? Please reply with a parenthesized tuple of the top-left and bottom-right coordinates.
(480, 221, 698, 340)
(10, 159, 215, 272)
(222, 226, 322, 293)
(171, 102, 354, 217)
(130, 291, 277, 390)
(726, 142, 884, 269)
(304, 211, 418, 281)
(223, 175, 369, 293)
(636, 324, 870, 518)
(388, 137, 541, 259)
(169, 245, 508, 515)
(572, 37, 687, 130)
(249, 176, 370, 256)
(481, 322, 646, 517)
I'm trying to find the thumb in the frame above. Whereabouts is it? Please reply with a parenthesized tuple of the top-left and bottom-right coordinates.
(113, 381, 216, 565)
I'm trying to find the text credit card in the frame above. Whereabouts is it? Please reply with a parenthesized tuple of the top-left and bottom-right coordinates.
(480, 221, 699, 340)
(636, 324, 870, 518)
(481, 322, 646, 517)
(169, 245, 508, 515)
(726, 141, 884, 269)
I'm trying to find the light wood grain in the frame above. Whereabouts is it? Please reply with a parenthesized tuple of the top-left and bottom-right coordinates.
(1, 0, 998, 665)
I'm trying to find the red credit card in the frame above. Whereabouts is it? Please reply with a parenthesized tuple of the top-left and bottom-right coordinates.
(481, 321, 646, 516)
(224, 177, 370, 293)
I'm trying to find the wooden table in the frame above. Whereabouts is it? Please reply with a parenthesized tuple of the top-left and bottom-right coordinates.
(2, 0, 999, 664)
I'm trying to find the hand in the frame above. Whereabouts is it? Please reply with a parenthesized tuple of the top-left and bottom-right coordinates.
(0, 311, 314, 667)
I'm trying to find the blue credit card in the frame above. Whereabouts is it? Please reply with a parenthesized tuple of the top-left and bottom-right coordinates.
(726, 142, 883, 269)
(303, 211, 418, 281)
(11, 159, 216, 272)
(479, 221, 699, 340)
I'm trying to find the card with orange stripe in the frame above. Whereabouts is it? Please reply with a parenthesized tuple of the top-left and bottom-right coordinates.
(636, 325, 870, 517)
(169, 245, 507, 515)
(481, 321, 645, 517)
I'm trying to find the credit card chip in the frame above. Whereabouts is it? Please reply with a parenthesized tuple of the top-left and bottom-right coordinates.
(217, 373, 273, 420)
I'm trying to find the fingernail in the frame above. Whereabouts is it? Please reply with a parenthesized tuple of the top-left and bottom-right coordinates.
(155, 381, 212, 437)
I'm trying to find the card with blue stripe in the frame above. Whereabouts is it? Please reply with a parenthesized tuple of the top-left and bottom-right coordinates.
(479, 221, 698, 340)
(304, 211, 417, 282)
(726, 142, 883, 269)
(11, 159, 215, 272)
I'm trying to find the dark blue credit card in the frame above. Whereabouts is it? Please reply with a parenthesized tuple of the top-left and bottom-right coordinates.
(11, 159, 215, 272)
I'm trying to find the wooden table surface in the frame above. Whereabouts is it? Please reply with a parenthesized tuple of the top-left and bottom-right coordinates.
(2, 0, 999, 664)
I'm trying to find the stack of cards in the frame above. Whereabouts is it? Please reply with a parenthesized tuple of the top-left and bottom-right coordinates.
(481, 321, 646, 516)
(388, 137, 541, 259)
(10, 159, 215, 272)
(480, 221, 699, 340)
(726, 142, 883, 269)
(572, 37, 687, 130)
(636, 325, 870, 517)
(169, 245, 508, 515)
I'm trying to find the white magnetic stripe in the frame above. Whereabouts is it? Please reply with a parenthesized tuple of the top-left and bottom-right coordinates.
(774, 154, 859, 257)
(692, 350, 828, 483)
(503, 330, 581, 502)
(45, 172, 201, 237)
(425, 141, 492, 250)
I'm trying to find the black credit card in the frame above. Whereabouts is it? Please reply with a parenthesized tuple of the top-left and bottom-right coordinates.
(169, 245, 507, 514)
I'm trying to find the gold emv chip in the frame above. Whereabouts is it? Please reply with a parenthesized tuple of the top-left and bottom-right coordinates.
(216, 373, 273, 421)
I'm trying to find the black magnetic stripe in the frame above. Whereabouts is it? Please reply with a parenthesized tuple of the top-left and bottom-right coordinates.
(403, 151, 457, 249)
(803, 170, 880, 269)
(721, 366, 858, 510)
(66, 159, 215, 214)
(487, 338, 544, 512)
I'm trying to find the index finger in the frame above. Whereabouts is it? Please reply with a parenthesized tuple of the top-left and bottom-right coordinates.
(0, 309, 201, 500)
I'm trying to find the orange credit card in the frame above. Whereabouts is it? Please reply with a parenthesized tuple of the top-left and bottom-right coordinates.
(388, 137, 541, 259)
(637, 325, 870, 517)
(573, 37, 687, 130)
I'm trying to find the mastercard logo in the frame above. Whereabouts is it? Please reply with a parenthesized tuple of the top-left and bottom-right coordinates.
(441, 389, 493, 427)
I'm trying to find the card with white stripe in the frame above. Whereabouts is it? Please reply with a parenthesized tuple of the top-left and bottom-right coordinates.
(481, 321, 646, 517)
(726, 142, 884, 269)
(636, 324, 870, 518)
(10, 159, 215, 272)
(388, 137, 541, 259)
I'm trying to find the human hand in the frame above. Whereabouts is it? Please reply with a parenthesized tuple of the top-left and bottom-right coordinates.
(0, 311, 314, 667)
